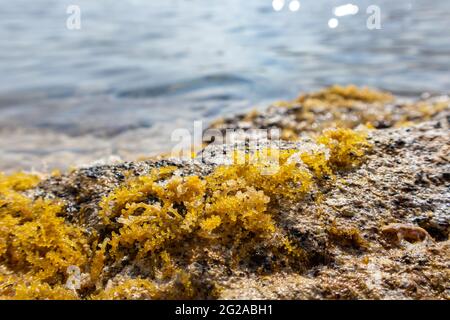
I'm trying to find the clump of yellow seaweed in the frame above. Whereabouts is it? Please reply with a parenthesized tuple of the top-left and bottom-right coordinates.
(296, 84, 394, 107)
(0, 173, 90, 299)
(0, 127, 370, 299)
(210, 85, 449, 142)
(317, 128, 370, 169)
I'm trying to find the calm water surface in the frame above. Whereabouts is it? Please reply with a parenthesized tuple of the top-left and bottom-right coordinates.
(0, 0, 449, 171)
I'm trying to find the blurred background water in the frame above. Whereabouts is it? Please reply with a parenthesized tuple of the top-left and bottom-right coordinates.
(0, 0, 449, 171)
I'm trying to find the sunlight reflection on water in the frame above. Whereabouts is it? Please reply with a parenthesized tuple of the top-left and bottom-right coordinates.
(0, 0, 449, 171)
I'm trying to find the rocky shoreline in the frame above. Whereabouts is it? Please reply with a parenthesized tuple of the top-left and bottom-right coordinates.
(0, 86, 449, 299)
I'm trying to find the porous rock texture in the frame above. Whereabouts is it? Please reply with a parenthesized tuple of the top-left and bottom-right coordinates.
(1, 86, 449, 299)
(219, 120, 449, 299)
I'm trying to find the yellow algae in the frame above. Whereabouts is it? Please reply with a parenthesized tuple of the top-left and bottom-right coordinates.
(0, 172, 41, 192)
(0, 173, 90, 299)
(210, 86, 449, 145)
(1, 84, 448, 299)
(3, 199, 88, 281)
(0, 126, 370, 299)
(317, 128, 370, 169)
(328, 223, 368, 249)
(297, 85, 394, 106)
(268, 85, 392, 111)
(92, 278, 158, 300)
(89, 238, 108, 284)
(243, 108, 260, 121)
(0, 273, 79, 300)
(91, 252, 199, 299)
(92, 271, 198, 300)
(398, 100, 449, 124)
(200, 215, 222, 233)
(96, 128, 368, 286)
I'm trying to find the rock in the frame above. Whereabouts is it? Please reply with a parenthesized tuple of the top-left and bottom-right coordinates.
(381, 223, 430, 243)
(1, 86, 449, 300)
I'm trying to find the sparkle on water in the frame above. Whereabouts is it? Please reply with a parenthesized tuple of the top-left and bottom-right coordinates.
(328, 18, 339, 28)
(289, 1, 301, 12)
(272, 0, 285, 11)
(334, 4, 359, 17)
(1, 0, 450, 172)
